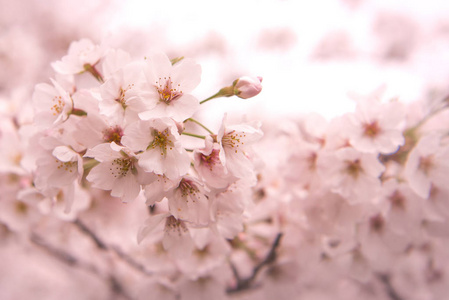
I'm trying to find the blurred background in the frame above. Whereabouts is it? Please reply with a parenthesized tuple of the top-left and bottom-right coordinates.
(1, 1, 449, 299)
(2, 0, 449, 120)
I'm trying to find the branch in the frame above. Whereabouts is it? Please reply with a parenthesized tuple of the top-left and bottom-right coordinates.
(227, 233, 283, 294)
(73, 218, 153, 276)
(30, 232, 132, 300)
(376, 273, 404, 300)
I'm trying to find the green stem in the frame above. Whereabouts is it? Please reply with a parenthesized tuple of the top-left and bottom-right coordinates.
(83, 158, 100, 172)
(181, 132, 206, 139)
(185, 118, 214, 134)
(170, 56, 184, 65)
(200, 86, 235, 104)
(83, 63, 104, 83)
(70, 108, 87, 116)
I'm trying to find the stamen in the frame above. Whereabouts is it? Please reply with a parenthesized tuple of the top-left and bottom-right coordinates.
(155, 77, 182, 104)
(222, 130, 246, 154)
(51, 96, 65, 115)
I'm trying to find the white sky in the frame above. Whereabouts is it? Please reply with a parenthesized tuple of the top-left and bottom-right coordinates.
(103, 0, 449, 120)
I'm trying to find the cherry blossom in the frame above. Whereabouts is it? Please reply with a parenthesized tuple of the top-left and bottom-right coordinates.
(32, 78, 73, 129)
(194, 136, 236, 189)
(234, 76, 263, 99)
(122, 118, 191, 180)
(51, 38, 105, 75)
(139, 52, 201, 122)
(98, 61, 147, 123)
(404, 134, 449, 199)
(5, 31, 449, 300)
(85, 142, 153, 203)
(346, 98, 405, 154)
(217, 116, 263, 183)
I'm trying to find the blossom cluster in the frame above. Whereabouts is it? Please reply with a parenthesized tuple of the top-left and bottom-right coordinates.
(248, 93, 449, 299)
(1, 38, 449, 300)
(0, 39, 266, 298)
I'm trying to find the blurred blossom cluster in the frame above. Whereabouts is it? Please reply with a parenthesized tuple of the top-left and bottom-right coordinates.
(2, 1, 449, 300)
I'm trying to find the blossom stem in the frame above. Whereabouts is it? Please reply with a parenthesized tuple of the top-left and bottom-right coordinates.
(170, 56, 184, 65)
(83, 158, 100, 172)
(70, 108, 88, 116)
(181, 132, 206, 139)
(200, 86, 235, 104)
(184, 118, 214, 134)
(83, 63, 104, 83)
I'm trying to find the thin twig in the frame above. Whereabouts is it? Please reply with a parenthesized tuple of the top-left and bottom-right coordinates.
(74, 218, 107, 250)
(227, 233, 283, 293)
(73, 218, 153, 276)
(30, 232, 132, 300)
(30, 232, 80, 267)
(376, 273, 404, 300)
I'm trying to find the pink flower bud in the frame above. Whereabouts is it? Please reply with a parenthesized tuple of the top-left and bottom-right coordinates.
(234, 76, 263, 99)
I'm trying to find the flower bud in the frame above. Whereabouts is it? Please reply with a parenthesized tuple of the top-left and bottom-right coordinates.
(233, 76, 263, 99)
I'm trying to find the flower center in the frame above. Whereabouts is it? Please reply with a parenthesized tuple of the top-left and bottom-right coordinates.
(51, 95, 65, 115)
(363, 121, 381, 138)
(344, 159, 362, 179)
(178, 179, 199, 198)
(147, 128, 174, 155)
(55, 160, 76, 173)
(103, 126, 124, 144)
(389, 190, 406, 210)
(116, 84, 135, 109)
(369, 214, 385, 233)
(222, 130, 246, 154)
(165, 215, 188, 233)
(110, 157, 135, 178)
(156, 77, 182, 104)
(200, 149, 220, 171)
(418, 155, 434, 175)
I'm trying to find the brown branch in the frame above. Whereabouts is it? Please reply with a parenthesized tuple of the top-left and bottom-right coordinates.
(227, 233, 283, 294)
(376, 273, 404, 300)
(30, 232, 132, 300)
(73, 218, 153, 276)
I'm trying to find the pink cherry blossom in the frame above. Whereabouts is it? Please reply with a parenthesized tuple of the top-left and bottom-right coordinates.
(51, 39, 105, 75)
(32, 78, 73, 129)
(99, 61, 147, 123)
(217, 116, 263, 184)
(234, 76, 263, 99)
(194, 136, 236, 189)
(347, 98, 405, 154)
(139, 52, 201, 122)
(122, 118, 190, 180)
(404, 134, 449, 199)
(166, 176, 210, 226)
(318, 147, 385, 204)
(85, 142, 153, 202)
